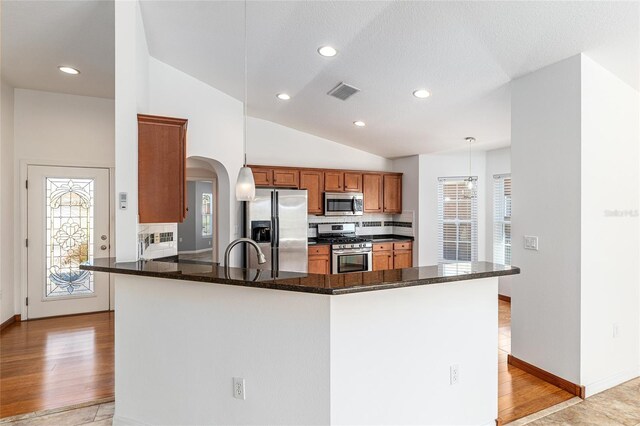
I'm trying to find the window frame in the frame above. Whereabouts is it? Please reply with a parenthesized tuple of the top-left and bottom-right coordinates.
(437, 177, 479, 262)
(493, 174, 512, 266)
(201, 192, 213, 237)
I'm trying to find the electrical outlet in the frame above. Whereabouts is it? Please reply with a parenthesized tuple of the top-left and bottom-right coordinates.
(450, 364, 459, 385)
(179, 237, 183, 243)
(613, 323, 620, 338)
(524, 235, 539, 251)
(233, 377, 245, 400)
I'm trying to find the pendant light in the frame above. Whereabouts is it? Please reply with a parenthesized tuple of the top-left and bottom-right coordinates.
(235, 0, 256, 201)
(465, 137, 476, 190)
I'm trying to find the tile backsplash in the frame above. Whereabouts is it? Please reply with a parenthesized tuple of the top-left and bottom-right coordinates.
(308, 211, 414, 238)
(138, 223, 178, 260)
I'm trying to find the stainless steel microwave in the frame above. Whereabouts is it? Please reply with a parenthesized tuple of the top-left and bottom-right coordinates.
(324, 192, 364, 216)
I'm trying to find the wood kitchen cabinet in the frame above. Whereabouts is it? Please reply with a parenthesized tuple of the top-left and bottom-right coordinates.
(373, 250, 394, 271)
(300, 171, 324, 214)
(252, 167, 273, 187)
(273, 168, 299, 188)
(343, 172, 363, 192)
(138, 114, 188, 223)
(308, 244, 331, 275)
(393, 242, 413, 269)
(324, 171, 344, 192)
(363, 173, 383, 213)
(383, 174, 402, 214)
(372, 241, 412, 271)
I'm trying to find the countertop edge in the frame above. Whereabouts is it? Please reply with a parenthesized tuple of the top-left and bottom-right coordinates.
(81, 263, 519, 295)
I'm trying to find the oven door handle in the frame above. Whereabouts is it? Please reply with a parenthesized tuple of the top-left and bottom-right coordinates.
(333, 249, 371, 255)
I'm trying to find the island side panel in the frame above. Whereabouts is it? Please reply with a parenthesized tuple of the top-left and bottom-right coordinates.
(329, 277, 499, 426)
(113, 275, 331, 426)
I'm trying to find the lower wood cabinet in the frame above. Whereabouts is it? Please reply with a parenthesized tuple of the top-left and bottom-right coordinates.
(373, 250, 394, 271)
(372, 241, 413, 271)
(308, 244, 331, 274)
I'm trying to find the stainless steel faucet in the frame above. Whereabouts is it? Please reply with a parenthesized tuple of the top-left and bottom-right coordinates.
(224, 238, 267, 267)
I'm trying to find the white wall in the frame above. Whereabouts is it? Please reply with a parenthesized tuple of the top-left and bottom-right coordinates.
(417, 151, 488, 266)
(511, 55, 583, 384)
(579, 55, 639, 395)
(1, 80, 15, 324)
(247, 117, 392, 171)
(511, 54, 640, 394)
(114, 0, 149, 261)
(485, 147, 512, 296)
(330, 278, 499, 425)
(114, 274, 498, 426)
(13, 89, 115, 318)
(148, 57, 244, 265)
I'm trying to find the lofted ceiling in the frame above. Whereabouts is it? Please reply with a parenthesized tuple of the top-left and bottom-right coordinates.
(2, 1, 637, 157)
(1, 0, 114, 99)
(140, 0, 638, 158)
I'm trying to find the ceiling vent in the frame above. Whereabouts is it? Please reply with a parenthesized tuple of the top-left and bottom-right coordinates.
(327, 82, 360, 101)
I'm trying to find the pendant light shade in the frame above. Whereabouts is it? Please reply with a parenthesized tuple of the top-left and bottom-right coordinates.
(236, 166, 256, 201)
(235, 0, 255, 201)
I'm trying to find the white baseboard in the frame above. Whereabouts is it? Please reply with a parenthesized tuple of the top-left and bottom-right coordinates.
(112, 414, 149, 426)
(584, 367, 640, 398)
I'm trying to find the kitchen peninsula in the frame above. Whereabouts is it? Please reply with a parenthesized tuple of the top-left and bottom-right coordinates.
(82, 259, 519, 425)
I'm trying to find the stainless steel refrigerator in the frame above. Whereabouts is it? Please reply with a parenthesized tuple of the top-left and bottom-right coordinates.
(245, 188, 308, 273)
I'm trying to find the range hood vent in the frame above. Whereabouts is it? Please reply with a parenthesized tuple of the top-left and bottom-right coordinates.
(327, 82, 360, 101)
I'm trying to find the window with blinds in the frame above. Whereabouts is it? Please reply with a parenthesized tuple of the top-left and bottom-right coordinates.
(493, 174, 512, 265)
(438, 177, 478, 262)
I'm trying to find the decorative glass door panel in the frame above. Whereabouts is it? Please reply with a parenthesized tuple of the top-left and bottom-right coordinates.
(27, 166, 110, 319)
(46, 178, 95, 298)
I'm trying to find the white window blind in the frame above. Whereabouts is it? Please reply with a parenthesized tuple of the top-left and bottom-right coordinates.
(493, 174, 511, 265)
(438, 177, 478, 262)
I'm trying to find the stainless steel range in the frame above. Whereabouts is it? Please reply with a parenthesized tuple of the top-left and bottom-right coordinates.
(316, 223, 372, 274)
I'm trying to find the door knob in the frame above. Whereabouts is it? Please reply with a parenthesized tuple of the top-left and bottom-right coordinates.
(101, 235, 107, 241)
(100, 245, 107, 250)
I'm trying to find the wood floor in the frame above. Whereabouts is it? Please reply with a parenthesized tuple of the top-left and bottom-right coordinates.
(498, 300, 574, 423)
(0, 312, 114, 418)
(0, 301, 572, 422)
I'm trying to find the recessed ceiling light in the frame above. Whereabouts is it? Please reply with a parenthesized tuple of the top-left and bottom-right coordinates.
(413, 89, 431, 98)
(317, 46, 338, 57)
(276, 93, 290, 100)
(353, 120, 366, 127)
(58, 66, 80, 75)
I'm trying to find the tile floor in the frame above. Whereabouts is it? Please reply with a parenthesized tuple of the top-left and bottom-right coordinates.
(0, 401, 113, 426)
(1, 378, 638, 425)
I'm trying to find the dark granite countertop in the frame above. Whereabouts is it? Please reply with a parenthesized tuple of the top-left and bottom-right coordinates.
(81, 258, 519, 295)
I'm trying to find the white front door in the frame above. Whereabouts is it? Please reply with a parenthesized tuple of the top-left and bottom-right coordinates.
(27, 165, 111, 319)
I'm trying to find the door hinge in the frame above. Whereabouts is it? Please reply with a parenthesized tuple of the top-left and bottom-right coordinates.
(25, 180, 28, 189)
(25, 297, 29, 306)
(25, 238, 28, 248)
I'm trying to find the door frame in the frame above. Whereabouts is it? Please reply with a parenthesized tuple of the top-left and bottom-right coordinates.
(19, 159, 115, 320)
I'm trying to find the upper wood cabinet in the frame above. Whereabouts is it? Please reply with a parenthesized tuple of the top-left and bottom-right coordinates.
(383, 174, 402, 214)
(273, 168, 299, 188)
(343, 172, 363, 192)
(252, 167, 273, 187)
(300, 171, 324, 214)
(363, 173, 383, 213)
(138, 114, 188, 224)
(247, 164, 403, 215)
(324, 171, 343, 192)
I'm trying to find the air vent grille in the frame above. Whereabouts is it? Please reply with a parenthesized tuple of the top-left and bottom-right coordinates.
(327, 82, 360, 101)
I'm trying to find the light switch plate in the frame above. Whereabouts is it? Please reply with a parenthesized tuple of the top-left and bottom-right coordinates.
(524, 235, 539, 251)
